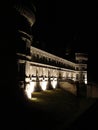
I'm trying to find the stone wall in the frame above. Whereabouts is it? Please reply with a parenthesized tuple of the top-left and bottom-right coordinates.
(59, 81, 77, 95)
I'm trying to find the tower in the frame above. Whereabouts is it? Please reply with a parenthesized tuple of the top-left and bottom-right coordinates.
(75, 53, 88, 84)
(13, 1, 36, 95)
(14, 1, 36, 56)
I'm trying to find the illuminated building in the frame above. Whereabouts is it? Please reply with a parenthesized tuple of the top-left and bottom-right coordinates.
(14, 1, 88, 99)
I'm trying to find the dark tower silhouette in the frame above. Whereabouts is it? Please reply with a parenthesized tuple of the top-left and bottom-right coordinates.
(12, 0, 36, 102)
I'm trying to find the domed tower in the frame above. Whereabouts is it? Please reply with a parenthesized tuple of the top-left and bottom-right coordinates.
(75, 53, 88, 84)
(13, 0, 36, 92)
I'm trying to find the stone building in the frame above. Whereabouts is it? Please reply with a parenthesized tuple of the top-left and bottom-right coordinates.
(14, 1, 88, 99)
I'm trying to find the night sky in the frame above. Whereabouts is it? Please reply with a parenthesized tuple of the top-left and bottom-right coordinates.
(31, 0, 98, 82)
(32, 1, 96, 56)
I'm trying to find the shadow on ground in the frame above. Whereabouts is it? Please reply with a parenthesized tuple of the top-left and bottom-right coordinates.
(4, 88, 97, 130)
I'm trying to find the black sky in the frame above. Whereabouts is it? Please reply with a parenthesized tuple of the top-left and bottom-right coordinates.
(31, 0, 98, 82)
(32, 1, 97, 57)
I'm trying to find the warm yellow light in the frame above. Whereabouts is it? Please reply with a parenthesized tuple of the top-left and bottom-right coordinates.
(32, 77, 36, 81)
(30, 81, 36, 92)
(51, 80, 57, 89)
(25, 84, 31, 99)
(40, 80, 48, 91)
(31, 97, 38, 101)
(25, 81, 36, 99)
(85, 80, 87, 84)
(25, 77, 30, 82)
(84, 74, 87, 84)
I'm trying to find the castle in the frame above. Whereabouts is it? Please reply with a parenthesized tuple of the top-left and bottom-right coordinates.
(14, 1, 88, 99)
